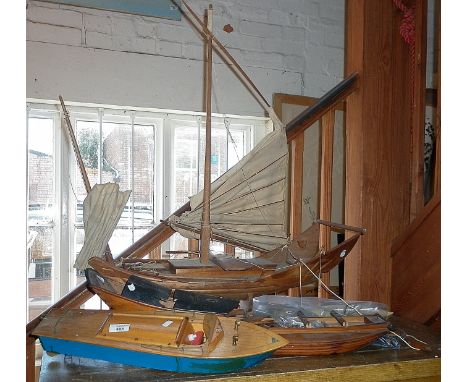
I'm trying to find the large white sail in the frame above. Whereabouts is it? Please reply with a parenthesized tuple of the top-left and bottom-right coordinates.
(74, 183, 131, 270)
(169, 128, 289, 251)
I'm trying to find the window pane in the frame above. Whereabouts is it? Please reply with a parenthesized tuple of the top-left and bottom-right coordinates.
(75, 119, 157, 268)
(228, 129, 247, 169)
(76, 121, 100, 206)
(198, 125, 227, 186)
(133, 124, 155, 227)
(74, 228, 85, 284)
(27, 117, 55, 321)
(102, 122, 132, 190)
(173, 123, 199, 210)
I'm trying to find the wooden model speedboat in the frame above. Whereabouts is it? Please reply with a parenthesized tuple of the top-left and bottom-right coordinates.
(254, 312, 389, 356)
(85, 268, 240, 314)
(32, 308, 287, 374)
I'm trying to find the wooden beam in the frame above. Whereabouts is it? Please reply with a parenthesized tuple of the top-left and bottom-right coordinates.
(318, 109, 335, 298)
(391, 196, 440, 324)
(224, 244, 235, 256)
(285, 74, 358, 142)
(200, 5, 213, 264)
(26, 336, 36, 382)
(410, 0, 428, 220)
(433, 0, 441, 198)
(288, 133, 304, 297)
(344, 0, 415, 304)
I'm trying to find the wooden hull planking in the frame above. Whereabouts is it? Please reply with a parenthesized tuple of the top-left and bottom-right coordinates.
(271, 328, 388, 356)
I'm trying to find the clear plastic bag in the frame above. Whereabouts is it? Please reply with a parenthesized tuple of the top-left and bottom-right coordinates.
(252, 295, 390, 324)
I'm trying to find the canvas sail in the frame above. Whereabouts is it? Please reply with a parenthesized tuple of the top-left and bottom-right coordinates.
(168, 128, 289, 251)
(74, 183, 131, 270)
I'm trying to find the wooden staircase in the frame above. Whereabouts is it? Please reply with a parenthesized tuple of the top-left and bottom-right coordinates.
(390, 195, 441, 328)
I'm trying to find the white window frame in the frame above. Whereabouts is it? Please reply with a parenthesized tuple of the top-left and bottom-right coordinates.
(26, 98, 271, 302)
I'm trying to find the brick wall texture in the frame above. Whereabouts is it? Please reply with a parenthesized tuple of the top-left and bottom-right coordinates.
(26, 0, 346, 98)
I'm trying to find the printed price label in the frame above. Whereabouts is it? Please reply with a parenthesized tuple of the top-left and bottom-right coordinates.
(109, 324, 130, 333)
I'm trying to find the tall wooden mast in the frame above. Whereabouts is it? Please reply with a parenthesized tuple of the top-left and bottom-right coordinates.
(200, 4, 213, 264)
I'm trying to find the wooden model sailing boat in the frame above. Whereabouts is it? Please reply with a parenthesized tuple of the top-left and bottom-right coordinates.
(65, 1, 364, 300)
(32, 308, 287, 374)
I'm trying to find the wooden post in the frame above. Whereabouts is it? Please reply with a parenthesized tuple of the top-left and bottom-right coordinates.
(288, 133, 304, 297)
(224, 244, 235, 256)
(433, 0, 441, 198)
(410, 0, 428, 220)
(318, 109, 335, 298)
(188, 239, 199, 257)
(200, 5, 213, 264)
(148, 246, 161, 260)
(344, 0, 420, 304)
(26, 336, 36, 382)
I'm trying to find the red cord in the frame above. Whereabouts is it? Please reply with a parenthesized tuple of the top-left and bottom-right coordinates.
(393, 0, 416, 47)
(393, 0, 417, 113)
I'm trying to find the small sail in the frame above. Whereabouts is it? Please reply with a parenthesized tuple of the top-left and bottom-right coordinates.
(74, 183, 131, 270)
(169, 128, 289, 251)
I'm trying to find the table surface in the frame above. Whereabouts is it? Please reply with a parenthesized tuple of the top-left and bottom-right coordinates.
(38, 316, 441, 382)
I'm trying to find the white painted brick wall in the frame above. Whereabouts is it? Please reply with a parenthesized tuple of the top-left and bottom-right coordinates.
(27, 0, 347, 113)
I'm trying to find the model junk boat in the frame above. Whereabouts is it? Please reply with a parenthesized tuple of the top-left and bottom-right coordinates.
(32, 308, 287, 374)
(63, 1, 365, 301)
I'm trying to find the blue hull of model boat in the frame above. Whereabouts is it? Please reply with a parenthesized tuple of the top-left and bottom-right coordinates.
(38, 337, 272, 374)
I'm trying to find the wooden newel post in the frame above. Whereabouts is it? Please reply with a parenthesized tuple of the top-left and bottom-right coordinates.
(200, 4, 213, 264)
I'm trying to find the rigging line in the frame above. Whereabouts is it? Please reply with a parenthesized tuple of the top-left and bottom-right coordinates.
(68, 175, 79, 204)
(287, 249, 364, 317)
(388, 330, 422, 351)
(299, 262, 303, 307)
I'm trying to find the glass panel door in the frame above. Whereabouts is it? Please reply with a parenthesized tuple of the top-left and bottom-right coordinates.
(27, 116, 55, 321)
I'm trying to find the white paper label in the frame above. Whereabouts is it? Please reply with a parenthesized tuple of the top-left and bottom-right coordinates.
(162, 320, 173, 327)
(109, 324, 130, 333)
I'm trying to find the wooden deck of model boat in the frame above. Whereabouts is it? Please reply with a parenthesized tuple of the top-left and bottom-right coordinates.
(89, 224, 361, 300)
(32, 309, 287, 374)
(256, 314, 389, 356)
